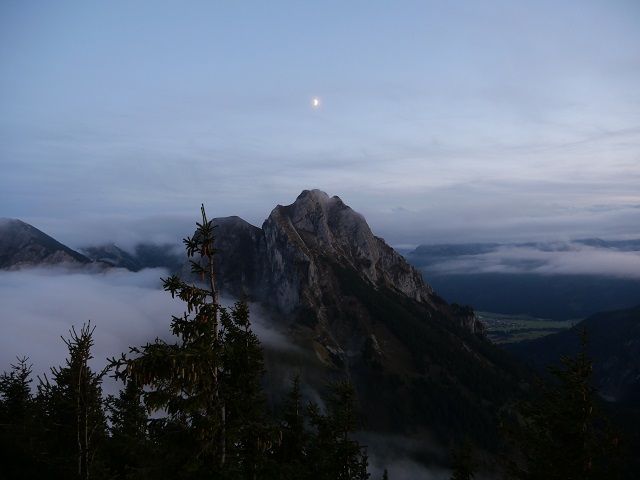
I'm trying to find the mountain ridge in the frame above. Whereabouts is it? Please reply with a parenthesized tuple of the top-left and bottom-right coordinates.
(506, 304, 640, 405)
(0, 217, 91, 269)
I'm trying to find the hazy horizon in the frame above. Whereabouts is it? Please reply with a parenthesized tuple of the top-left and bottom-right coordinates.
(4, 198, 640, 254)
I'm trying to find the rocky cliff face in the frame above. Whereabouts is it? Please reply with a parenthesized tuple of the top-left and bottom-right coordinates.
(210, 190, 485, 365)
(256, 191, 442, 342)
(260, 190, 434, 309)
(0, 218, 90, 269)
(215, 190, 437, 307)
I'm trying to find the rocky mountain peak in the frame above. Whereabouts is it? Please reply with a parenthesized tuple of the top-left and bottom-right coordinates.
(285, 189, 373, 258)
(263, 189, 420, 297)
(256, 191, 431, 316)
(218, 190, 488, 370)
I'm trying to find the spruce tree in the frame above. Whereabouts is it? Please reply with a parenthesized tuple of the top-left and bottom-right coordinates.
(37, 322, 109, 480)
(307, 379, 370, 480)
(274, 373, 310, 479)
(221, 298, 276, 479)
(0, 357, 39, 479)
(110, 204, 269, 478)
(106, 379, 154, 479)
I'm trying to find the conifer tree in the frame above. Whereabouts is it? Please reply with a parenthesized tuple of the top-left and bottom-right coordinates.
(307, 379, 370, 480)
(110, 204, 269, 478)
(0, 357, 39, 479)
(501, 326, 620, 480)
(221, 298, 276, 479)
(37, 322, 109, 480)
(106, 379, 154, 479)
(274, 373, 310, 479)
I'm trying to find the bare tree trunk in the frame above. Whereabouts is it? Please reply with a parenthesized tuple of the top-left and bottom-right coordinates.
(77, 369, 82, 478)
(204, 207, 225, 467)
(77, 355, 88, 479)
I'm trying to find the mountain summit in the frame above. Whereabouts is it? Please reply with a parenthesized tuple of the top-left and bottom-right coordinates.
(212, 190, 483, 357)
(260, 189, 437, 316)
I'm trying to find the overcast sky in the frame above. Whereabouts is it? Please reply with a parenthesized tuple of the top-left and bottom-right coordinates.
(1, 1, 639, 248)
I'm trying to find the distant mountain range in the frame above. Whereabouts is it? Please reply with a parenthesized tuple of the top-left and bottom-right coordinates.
(0, 217, 184, 273)
(80, 242, 184, 273)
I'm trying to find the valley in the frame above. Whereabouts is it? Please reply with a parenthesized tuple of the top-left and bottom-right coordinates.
(477, 312, 574, 344)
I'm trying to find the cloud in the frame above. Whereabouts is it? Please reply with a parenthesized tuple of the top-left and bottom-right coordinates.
(0, 265, 296, 397)
(362, 431, 449, 480)
(21, 213, 197, 254)
(364, 183, 640, 247)
(423, 242, 640, 279)
(0, 266, 180, 394)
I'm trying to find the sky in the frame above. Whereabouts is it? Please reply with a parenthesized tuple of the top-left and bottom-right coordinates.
(1, 0, 639, 249)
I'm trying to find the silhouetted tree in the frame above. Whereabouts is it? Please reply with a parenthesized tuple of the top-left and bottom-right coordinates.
(110, 205, 269, 478)
(307, 379, 370, 480)
(0, 357, 40, 479)
(106, 379, 154, 479)
(501, 326, 621, 480)
(221, 298, 276, 479)
(37, 322, 109, 480)
(273, 373, 310, 479)
(450, 436, 476, 480)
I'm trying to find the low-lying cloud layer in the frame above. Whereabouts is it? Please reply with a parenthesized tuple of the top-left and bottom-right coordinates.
(0, 265, 293, 396)
(422, 242, 640, 279)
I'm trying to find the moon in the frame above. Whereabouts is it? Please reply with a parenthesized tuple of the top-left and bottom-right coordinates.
(312, 97, 320, 107)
